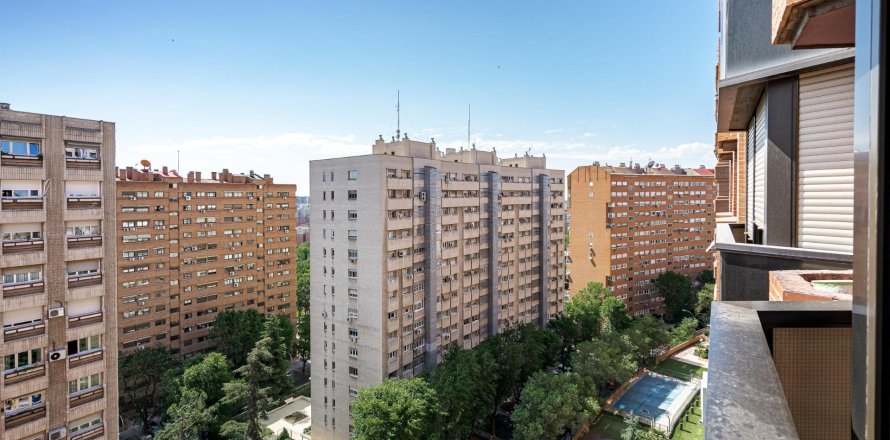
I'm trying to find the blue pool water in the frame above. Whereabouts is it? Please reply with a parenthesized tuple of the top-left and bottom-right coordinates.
(613, 374, 692, 422)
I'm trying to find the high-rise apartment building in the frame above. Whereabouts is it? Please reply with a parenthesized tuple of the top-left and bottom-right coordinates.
(1, 104, 119, 440)
(567, 163, 715, 316)
(309, 135, 566, 439)
(115, 166, 297, 357)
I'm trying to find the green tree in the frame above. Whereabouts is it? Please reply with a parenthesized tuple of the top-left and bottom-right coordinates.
(571, 334, 638, 395)
(655, 271, 693, 323)
(119, 346, 181, 434)
(222, 334, 277, 440)
(351, 378, 441, 440)
(181, 352, 233, 404)
(566, 282, 631, 339)
(695, 283, 715, 324)
(210, 309, 265, 367)
(293, 310, 311, 374)
(623, 315, 670, 368)
(478, 331, 522, 437)
(670, 317, 699, 346)
(620, 416, 668, 440)
(154, 388, 214, 440)
(429, 344, 497, 439)
(511, 371, 600, 440)
(547, 314, 581, 369)
(296, 243, 310, 311)
(696, 269, 716, 285)
(264, 315, 296, 398)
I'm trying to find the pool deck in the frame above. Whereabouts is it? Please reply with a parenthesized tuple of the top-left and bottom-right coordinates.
(670, 345, 708, 368)
(605, 371, 699, 433)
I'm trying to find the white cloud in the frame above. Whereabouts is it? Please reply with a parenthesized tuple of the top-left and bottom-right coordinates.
(119, 133, 714, 196)
(543, 128, 564, 134)
(581, 132, 595, 138)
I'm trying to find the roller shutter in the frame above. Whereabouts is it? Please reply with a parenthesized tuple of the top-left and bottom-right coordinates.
(753, 97, 767, 232)
(746, 109, 757, 240)
(797, 64, 854, 253)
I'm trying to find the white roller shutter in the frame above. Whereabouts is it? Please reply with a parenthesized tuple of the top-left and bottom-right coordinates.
(753, 97, 767, 231)
(746, 114, 756, 239)
(797, 64, 854, 253)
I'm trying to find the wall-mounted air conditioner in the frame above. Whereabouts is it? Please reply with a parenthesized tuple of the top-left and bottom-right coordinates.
(48, 307, 65, 319)
(49, 349, 67, 362)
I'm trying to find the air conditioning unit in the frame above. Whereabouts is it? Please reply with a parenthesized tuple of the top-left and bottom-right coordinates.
(321, 311, 328, 317)
(419, 191, 427, 201)
(48, 427, 67, 440)
(350, 336, 358, 342)
(48, 349, 67, 362)
(48, 307, 65, 319)
(138, 345, 146, 350)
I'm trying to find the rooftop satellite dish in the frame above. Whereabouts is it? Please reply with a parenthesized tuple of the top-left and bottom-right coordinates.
(140, 159, 151, 168)
(647, 160, 656, 168)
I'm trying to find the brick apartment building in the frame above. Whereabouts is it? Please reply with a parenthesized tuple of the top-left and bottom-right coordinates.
(1, 103, 119, 440)
(115, 166, 297, 357)
(309, 135, 566, 439)
(567, 163, 716, 316)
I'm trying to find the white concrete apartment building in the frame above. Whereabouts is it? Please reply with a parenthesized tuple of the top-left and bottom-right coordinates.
(1, 103, 118, 440)
(309, 135, 566, 439)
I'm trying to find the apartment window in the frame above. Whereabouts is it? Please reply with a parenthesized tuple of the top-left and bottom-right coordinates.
(64, 145, 98, 159)
(2, 230, 41, 241)
(348, 210, 358, 220)
(348, 230, 357, 240)
(3, 348, 42, 372)
(1, 140, 40, 156)
(349, 366, 359, 377)
(69, 415, 102, 434)
(3, 269, 41, 285)
(348, 269, 358, 278)
(2, 188, 39, 198)
(67, 335, 101, 356)
(349, 348, 358, 357)
(349, 289, 358, 299)
(68, 373, 101, 395)
(347, 190, 357, 200)
(348, 170, 358, 180)
(3, 392, 42, 415)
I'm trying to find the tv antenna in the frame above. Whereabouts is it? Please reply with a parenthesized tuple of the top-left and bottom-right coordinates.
(467, 105, 471, 149)
(396, 90, 400, 139)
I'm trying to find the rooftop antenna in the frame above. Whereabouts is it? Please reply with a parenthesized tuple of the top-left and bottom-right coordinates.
(177, 150, 180, 172)
(467, 104, 471, 150)
(396, 90, 401, 140)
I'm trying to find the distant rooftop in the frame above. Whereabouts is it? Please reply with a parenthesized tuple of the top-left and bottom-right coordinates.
(116, 165, 280, 184)
(372, 132, 548, 169)
(579, 162, 714, 177)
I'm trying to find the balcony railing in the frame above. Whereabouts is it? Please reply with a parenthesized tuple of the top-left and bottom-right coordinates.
(67, 235, 102, 249)
(2, 403, 46, 429)
(0, 153, 43, 167)
(0, 197, 43, 211)
(67, 273, 102, 289)
(65, 157, 101, 170)
(69, 386, 104, 408)
(2, 321, 46, 342)
(70, 423, 105, 440)
(2, 363, 46, 386)
(1, 280, 45, 298)
(1, 238, 45, 254)
(68, 311, 103, 328)
(68, 349, 103, 368)
(67, 196, 101, 210)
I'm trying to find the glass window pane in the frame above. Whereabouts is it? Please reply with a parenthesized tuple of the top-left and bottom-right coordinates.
(18, 352, 28, 366)
(31, 349, 41, 363)
(4, 355, 14, 370)
(1, 140, 8, 153)
(89, 335, 99, 349)
(12, 141, 26, 154)
(79, 337, 87, 352)
(69, 381, 77, 394)
(29, 143, 39, 155)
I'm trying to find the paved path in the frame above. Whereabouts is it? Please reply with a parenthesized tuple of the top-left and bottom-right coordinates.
(671, 344, 708, 368)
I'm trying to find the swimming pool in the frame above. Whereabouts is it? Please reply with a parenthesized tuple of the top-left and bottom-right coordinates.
(609, 371, 699, 433)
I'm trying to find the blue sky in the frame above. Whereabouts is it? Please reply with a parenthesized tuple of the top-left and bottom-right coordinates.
(2, 1, 718, 194)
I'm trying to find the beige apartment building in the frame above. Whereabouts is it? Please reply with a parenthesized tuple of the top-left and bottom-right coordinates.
(115, 166, 297, 357)
(1, 103, 119, 440)
(567, 163, 715, 316)
(309, 135, 566, 439)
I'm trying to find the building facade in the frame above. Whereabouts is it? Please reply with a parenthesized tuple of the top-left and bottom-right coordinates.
(115, 166, 297, 357)
(1, 104, 119, 440)
(309, 135, 566, 439)
(567, 164, 716, 316)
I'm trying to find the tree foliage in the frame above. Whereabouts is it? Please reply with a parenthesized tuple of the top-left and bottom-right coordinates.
(210, 309, 265, 367)
(670, 317, 700, 346)
(565, 282, 631, 340)
(263, 315, 296, 398)
(296, 242, 310, 311)
(351, 378, 442, 440)
(511, 371, 600, 440)
(119, 346, 181, 434)
(696, 269, 715, 285)
(153, 388, 214, 440)
(655, 271, 693, 323)
(695, 283, 715, 324)
(222, 331, 277, 440)
(429, 344, 498, 439)
(293, 310, 311, 373)
(571, 335, 638, 395)
(620, 415, 668, 440)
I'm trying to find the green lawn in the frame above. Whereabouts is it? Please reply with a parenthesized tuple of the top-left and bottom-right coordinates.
(669, 397, 703, 440)
(653, 359, 706, 381)
(587, 413, 629, 440)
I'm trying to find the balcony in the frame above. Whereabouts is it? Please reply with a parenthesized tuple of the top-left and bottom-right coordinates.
(68, 311, 103, 328)
(69, 349, 104, 368)
(2, 403, 46, 430)
(706, 300, 851, 439)
(771, 0, 854, 48)
(1, 197, 43, 211)
(0, 153, 43, 168)
(67, 235, 102, 249)
(70, 423, 105, 440)
(1, 238, 44, 254)
(66, 157, 101, 170)
(3, 363, 46, 385)
(69, 386, 104, 408)
(2, 321, 46, 342)
(1, 280, 45, 298)
(67, 196, 101, 210)
(67, 273, 102, 289)
(713, 223, 852, 301)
